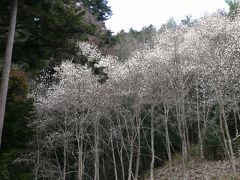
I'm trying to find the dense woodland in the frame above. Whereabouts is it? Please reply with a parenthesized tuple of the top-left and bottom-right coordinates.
(1, 0, 240, 179)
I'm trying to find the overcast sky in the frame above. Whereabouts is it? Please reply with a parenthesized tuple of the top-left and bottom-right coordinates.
(105, 0, 229, 33)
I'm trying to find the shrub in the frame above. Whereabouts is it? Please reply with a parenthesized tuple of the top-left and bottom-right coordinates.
(203, 125, 225, 160)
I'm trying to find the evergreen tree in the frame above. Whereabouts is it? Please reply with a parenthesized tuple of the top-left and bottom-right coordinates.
(0, 0, 112, 71)
(0, 70, 35, 180)
(225, 0, 240, 19)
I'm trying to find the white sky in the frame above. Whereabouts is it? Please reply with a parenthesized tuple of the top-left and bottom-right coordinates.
(105, 0, 229, 33)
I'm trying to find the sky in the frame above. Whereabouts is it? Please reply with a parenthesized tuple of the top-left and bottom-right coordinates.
(105, 0, 229, 33)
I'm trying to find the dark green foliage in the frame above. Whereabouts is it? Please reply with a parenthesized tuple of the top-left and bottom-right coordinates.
(0, 0, 112, 71)
(203, 125, 225, 160)
(0, 70, 35, 180)
(0, 149, 32, 180)
(82, 0, 112, 21)
(225, 0, 240, 19)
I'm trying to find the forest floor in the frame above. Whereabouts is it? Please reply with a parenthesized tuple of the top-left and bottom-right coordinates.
(144, 158, 240, 180)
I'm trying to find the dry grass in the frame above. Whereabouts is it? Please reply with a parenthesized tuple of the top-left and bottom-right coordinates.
(144, 158, 240, 180)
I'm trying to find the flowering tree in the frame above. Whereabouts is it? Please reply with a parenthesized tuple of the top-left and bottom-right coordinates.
(30, 12, 240, 180)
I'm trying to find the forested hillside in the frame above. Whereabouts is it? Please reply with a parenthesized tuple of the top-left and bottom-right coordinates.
(1, 0, 240, 180)
(0, 0, 112, 179)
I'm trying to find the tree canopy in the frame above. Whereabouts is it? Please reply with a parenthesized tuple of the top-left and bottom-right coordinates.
(0, 0, 112, 70)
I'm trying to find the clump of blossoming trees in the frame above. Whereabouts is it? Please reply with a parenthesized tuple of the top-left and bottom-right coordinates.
(31, 13, 240, 179)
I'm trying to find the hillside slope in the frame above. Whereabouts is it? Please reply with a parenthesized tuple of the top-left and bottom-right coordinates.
(144, 159, 240, 180)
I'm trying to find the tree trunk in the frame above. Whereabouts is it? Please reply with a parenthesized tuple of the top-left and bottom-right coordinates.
(182, 108, 187, 179)
(196, 81, 203, 159)
(150, 104, 155, 180)
(127, 140, 134, 180)
(134, 105, 141, 180)
(164, 102, 173, 180)
(116, 112, 126, 180)
(234, 107, 239, 137)
(180, 77, 188, 179)
(63, 138, 67, 180)
(110, 122, 118, 180)
(63, 115, 68, 180)
(0, 0, 18, 148)
(34, 133, 40, 180)
(118, 138, 125, 180)
(94, 115, 100, 180)
(77, 126, 84, 180)
(219, 98, 236, 176)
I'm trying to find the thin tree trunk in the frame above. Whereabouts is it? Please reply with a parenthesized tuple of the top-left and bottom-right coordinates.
(0, 0, 18, 147)
(181, 115, 187, 180)
(127, 140, 134, 180)
(63, 115, 68, 180)
(219, 109, 230, 159)
(181, 74, 189, 179)
(110, 122, 118, 180)
(150, 104, 155, 180)
(163, 102, 173, 180)
(219, 99, 236, 176)
(202, 91, 208, 139)
(236, 109, 240, 134)
(94, 115, 100, 180)
(175, 101, 186, 179)
(180, 96, 187, 179)
(63, 138, 67, 180)
(118, 138, 125, 180)
(185, 121, 190, 155)
(196, 81, 203, 159)
(47, 131, 63, 178)
(122, 111, 134, 180)
(34, 132, 40, 180)
(77, 126, 84, 180)
(127, 114, 135, 180)
(234, 109, 238, 137)
(116, 112, 126, 180)
(134, 105, 141, 180)
(102, 159, 108, 180)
